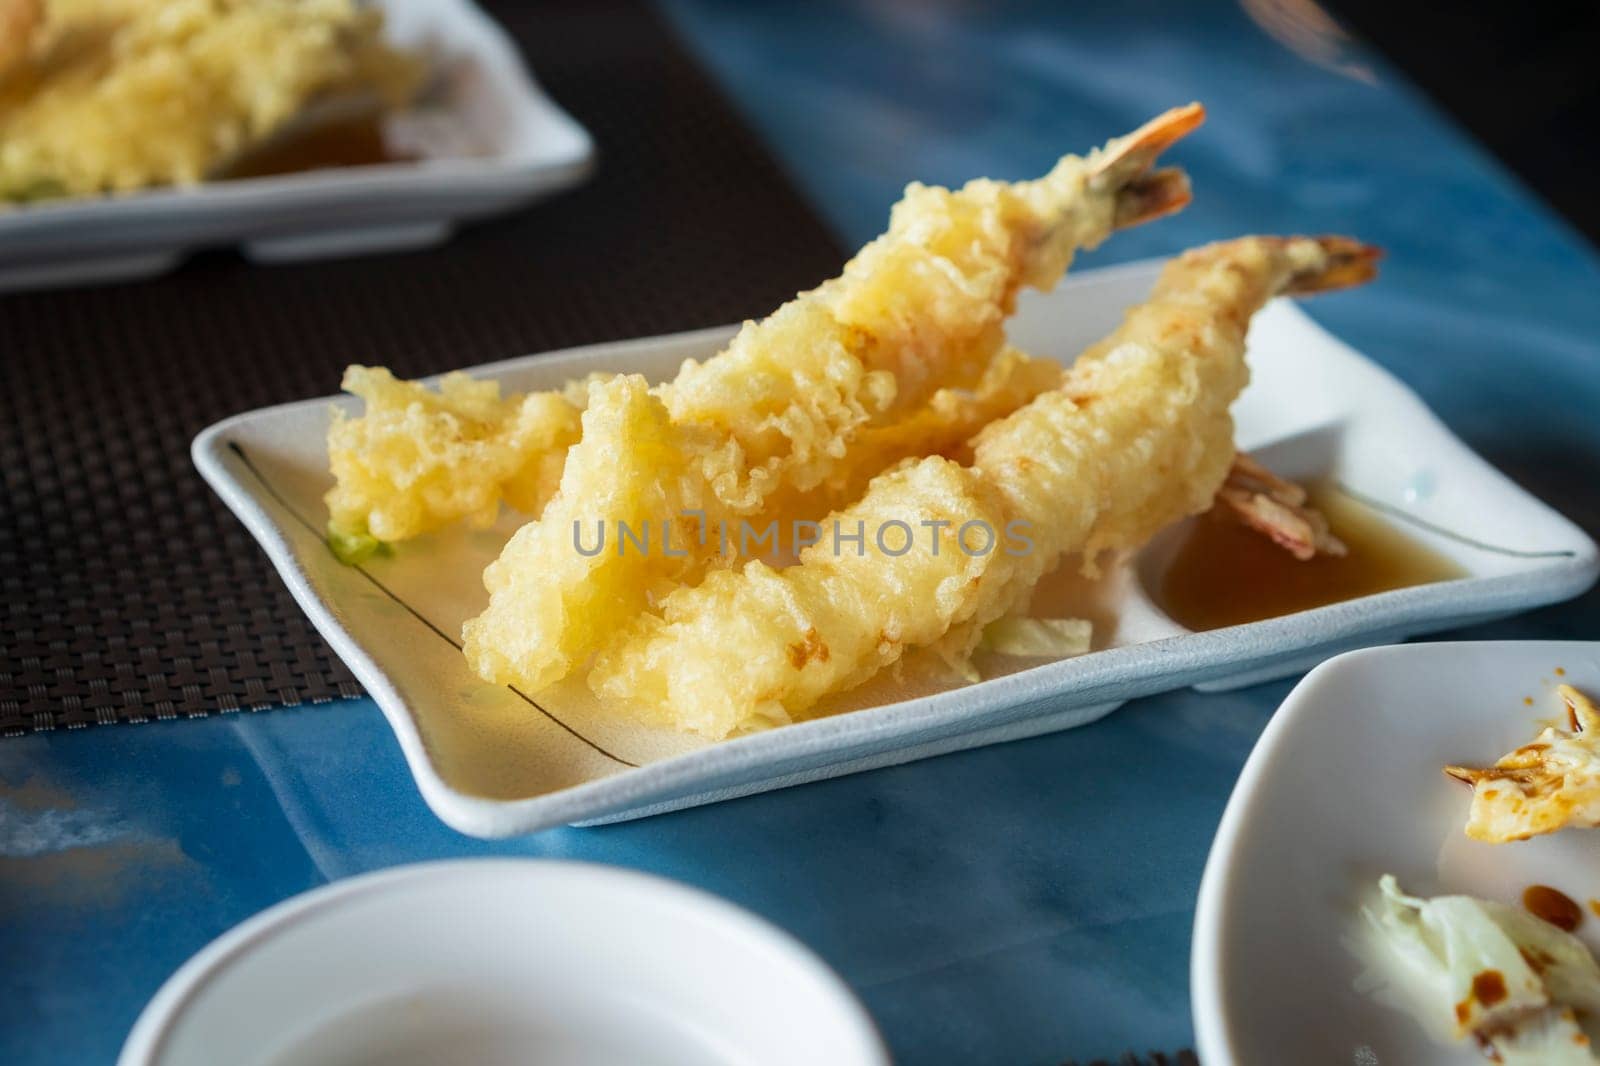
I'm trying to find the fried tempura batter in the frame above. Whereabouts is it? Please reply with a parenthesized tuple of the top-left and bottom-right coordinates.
(779, 346, 1066, 519)
(1, 0, 422, 203)
(596, 457, 1009, 738)
(663, 105, 1200, 508)
(588, 236, 1380, 737)
(327, 106, 1201, 552)
(324, 367, 590, 553)
(461, 108, 1205, 693)
(462, 375, 722, 693)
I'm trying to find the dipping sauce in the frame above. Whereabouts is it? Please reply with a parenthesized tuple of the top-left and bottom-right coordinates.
(221, 114, 410, 180)
(1153, 482, 1464, 631)
(1523, 884, 1584, 932)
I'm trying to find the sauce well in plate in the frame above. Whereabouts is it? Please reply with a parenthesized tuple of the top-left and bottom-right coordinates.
(1154, 482, 1464, 631)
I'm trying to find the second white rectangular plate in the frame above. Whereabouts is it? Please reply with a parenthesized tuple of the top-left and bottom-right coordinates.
(194, 259, 1599, 837)
(0, 0, 592, 292)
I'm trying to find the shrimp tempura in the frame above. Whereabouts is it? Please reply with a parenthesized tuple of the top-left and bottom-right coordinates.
(588, 236, 1380, 737)
(325, 106, 1201, 553)
(661, 103, 1202, 509)
(461, 108, 1206, 693)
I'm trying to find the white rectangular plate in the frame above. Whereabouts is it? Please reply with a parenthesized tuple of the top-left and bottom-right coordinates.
(194, 259, 1599, 837)
(0, 0, 592, 292)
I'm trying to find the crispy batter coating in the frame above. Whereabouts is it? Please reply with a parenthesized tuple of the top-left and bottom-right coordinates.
(590, 458, 1006, 738)
(462, 109, 1205, 694)
(779, 346, 1066, 520)
(327, 108, 1197, 551)
(590, 236, 1379, 736)
(662, 105, 1201, 510)
(324, 366, 588, 547)
(460, 375, 720, 692)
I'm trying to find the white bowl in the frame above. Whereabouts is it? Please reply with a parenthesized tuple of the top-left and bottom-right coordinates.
(119, 860, 887, 1066)
(1192, 640, 1600, 1065)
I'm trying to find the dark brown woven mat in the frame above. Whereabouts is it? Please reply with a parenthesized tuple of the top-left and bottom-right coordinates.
(0, 0, 845, 735)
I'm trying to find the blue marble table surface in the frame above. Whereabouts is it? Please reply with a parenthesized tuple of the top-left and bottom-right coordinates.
(5, 2, 1599, 1063)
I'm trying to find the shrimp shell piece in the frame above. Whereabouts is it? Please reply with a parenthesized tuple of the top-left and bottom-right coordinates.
(1215, 451, 1347, 560)
(1444, 685, 1600, 842)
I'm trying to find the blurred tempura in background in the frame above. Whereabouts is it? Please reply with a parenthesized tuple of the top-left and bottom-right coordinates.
(0, 0, 422, 205)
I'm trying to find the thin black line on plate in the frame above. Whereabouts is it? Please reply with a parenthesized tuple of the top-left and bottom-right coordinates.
(1334, 482, 1579, 560)
(227, 441, 638, 768)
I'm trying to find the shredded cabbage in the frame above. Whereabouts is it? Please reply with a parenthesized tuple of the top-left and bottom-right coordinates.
(1361, 875, 1600, 1062)
(327, 527, 386, 567)
(1496, 1007, 1597, 1066)
(981, 617, 1092, 658)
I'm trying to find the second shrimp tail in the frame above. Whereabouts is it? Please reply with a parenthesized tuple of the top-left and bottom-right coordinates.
(1094, 103, 1206, 230)
(1283, 235, 1383, 294)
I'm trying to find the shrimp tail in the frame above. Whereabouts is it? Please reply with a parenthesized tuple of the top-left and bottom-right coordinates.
(1092, 103, 1207, 184)
(1284, 235, 1383, 294)
(1093, 102, 1206, 228)
(1113, 167, 1192, 229)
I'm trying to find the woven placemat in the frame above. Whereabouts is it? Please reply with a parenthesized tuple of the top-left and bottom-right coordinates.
(0, 0, 845, 735)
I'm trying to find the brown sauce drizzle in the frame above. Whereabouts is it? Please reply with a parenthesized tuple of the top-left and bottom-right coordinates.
(1524, 884, 1584, 932)
(1472, 969, 1509, 1008)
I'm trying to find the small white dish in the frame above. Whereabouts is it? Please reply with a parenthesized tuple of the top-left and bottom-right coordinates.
(0, 0, 593, 292)
(193, 258, 1598, 836)
(118, 859, 887, 1066)
(1193, 640, 1600, 1065)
